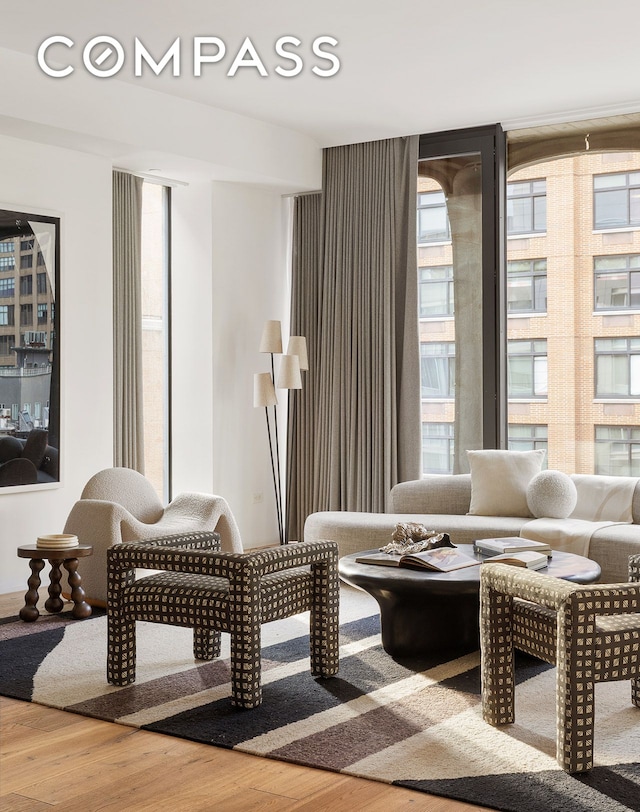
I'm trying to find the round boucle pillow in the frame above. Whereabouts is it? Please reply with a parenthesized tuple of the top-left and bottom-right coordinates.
(526, 470, 577, 519)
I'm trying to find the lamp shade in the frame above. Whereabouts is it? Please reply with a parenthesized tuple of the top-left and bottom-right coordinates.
(277, 354, 302, 390)
(259, 320, 283, 354)
(287, 336, 308, 371)
(253, 372, 277, 407)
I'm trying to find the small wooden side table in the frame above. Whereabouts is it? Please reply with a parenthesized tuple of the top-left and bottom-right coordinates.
(17, 543, 93, 622)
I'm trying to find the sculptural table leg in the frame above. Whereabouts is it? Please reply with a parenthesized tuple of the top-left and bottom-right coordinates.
(63, 558, 92, 619)
(44, 559, 65, 613)
(20, 558, 45, 622)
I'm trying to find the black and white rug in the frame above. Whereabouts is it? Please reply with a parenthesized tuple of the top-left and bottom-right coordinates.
(1, 587, 638, 812)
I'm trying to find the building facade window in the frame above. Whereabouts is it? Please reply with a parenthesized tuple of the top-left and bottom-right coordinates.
(20, 254, 33, 270)
(507, 179, 547, 235)
(508, 339, 548, 398)
(0, 304, 14, 326)
(595, 426, 640, 475)
(595, 337, 640, 397)
(0, 241, 14, 253)
(19, 275, 32, 296)
(507, 259, 547, 313)
(37, 303, 48, 324)
(0, 335, 15, 355)
(20, 239, 34, 251)
(420, 341, 455, 398)
(508, 424, 548, 457)
(36, 272, 48, 294)
(593, 254, 640, 310)
(20, 303, 33, 326)
(593, 171, 640, 230)
(419, 265, 454, 317)
(417, 190, 451, 243)
(0, 256, 15, 271)
(422, 422, 454, 474)
(0, 277, 14, 297)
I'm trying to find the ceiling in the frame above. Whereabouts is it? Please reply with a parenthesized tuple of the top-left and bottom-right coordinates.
(0, 0, 639, 149)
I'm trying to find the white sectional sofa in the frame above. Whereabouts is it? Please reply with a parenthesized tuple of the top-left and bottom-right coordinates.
(304, 473, 640, 583)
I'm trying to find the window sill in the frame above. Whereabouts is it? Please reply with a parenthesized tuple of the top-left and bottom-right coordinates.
(593, 398, 640, 404)
(418, 240, 452, 248)
(419, 316, 454, 322)
(508, 398, 548, 403)
(507, 312, 548, 319)
(592, 227, 639, 235)
(593, 310, 640, 317)
(507, 233, 547, 240)
(421, 398, 454, 403)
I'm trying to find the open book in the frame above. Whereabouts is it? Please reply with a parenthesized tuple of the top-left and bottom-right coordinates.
(356, 547, 480, 572)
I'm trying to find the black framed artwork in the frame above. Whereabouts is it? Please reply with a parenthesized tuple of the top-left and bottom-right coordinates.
(0, 208, 60, 488)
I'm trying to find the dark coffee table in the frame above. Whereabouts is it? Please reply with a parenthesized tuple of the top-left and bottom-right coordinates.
(339, 544, 601, 659)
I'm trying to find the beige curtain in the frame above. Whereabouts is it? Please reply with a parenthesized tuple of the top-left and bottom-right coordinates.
(112, 170, 145, 471)
(286, 136, 420, 540)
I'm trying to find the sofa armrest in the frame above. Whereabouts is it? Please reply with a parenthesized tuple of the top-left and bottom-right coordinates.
(390, 474, 471, 515)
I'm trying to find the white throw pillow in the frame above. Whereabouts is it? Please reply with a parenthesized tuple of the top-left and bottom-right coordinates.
(467, 449, 545, 517)
(526, 470, 577, 519)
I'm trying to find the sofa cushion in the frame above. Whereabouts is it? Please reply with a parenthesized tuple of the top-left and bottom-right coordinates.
(467, 449, 545, 517)
(526, 470, 577, 519)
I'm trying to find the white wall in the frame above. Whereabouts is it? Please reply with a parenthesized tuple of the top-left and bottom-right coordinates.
(0, 135, 113, 593)
(209, 182, 292, 547)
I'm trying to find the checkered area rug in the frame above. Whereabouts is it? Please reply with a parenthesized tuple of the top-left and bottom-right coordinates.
(1, 586, 638, 812)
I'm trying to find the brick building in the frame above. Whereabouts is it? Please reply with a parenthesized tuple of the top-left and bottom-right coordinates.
(418, 150, 640, 476)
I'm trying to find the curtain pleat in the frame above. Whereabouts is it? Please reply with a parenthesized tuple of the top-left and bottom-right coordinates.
(112, 170, 145, 471)
(286, 136, 420, 540)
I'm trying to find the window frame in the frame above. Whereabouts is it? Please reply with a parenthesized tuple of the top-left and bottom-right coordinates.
(507, 338, 548, 399)
(507, 178, 547, 236)
(507, 258, 547, 313)
(594, 337, 640, 398)
(593, 253, 640, 311)
(593, 170, 640, 231)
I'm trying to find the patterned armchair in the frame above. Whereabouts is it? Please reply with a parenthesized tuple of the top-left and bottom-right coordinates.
(480, 555, 640, 772)
(107, 533, 340, 709)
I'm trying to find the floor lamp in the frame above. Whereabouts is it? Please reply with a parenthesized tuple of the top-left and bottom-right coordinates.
(254, 320, 306, 545)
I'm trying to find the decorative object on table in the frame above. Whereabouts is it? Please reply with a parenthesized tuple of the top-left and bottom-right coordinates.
(526, 469, 578, 518)
(254, 320, 308, 545)
(37, 533, 79, 549)
(380, 524, 453, 555)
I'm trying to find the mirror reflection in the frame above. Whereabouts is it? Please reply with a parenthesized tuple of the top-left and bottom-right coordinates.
(0, 209, 59, 487)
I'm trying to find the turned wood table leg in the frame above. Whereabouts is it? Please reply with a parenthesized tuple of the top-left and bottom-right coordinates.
(44, 559, 65, 614)
(63, 558, 92, 619)
(20, 558, 45, 622)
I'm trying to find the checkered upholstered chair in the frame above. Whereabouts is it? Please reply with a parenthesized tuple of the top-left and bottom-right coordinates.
(107, 532, 340, 709)
(480, 555, 640, 773)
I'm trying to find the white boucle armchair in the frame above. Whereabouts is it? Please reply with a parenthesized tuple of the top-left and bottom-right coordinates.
(63, 467, 243, 605)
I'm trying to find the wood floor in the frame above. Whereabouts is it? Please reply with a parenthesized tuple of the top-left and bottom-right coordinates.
(1, 590, 489, 812)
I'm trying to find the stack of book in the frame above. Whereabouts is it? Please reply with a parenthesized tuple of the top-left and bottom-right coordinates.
(474, 537, 551, 571)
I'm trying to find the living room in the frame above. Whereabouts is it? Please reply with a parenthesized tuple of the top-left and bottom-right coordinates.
(1, 2, 639, 810)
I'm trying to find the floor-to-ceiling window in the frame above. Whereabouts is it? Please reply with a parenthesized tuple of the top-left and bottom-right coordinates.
(140, 182, 171, 500)
(418, 115, 640, 476)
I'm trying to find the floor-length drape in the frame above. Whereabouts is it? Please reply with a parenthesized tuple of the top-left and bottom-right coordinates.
(287, 136, 420, 540)
(112, 171, 145, 471)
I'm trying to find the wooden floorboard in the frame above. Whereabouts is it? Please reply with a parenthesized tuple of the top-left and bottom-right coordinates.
(0, 590, 489, 811)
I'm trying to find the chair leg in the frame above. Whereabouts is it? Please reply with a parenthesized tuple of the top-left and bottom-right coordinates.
(230, 621, 262, 709)
(556, 671, 594, 772)
(632, 677, 640, 708)
(480, 585, 515, 726)
(107, 615, 136, 686)
(193, 628, 221, 660)
(310, 561, 340, 678)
